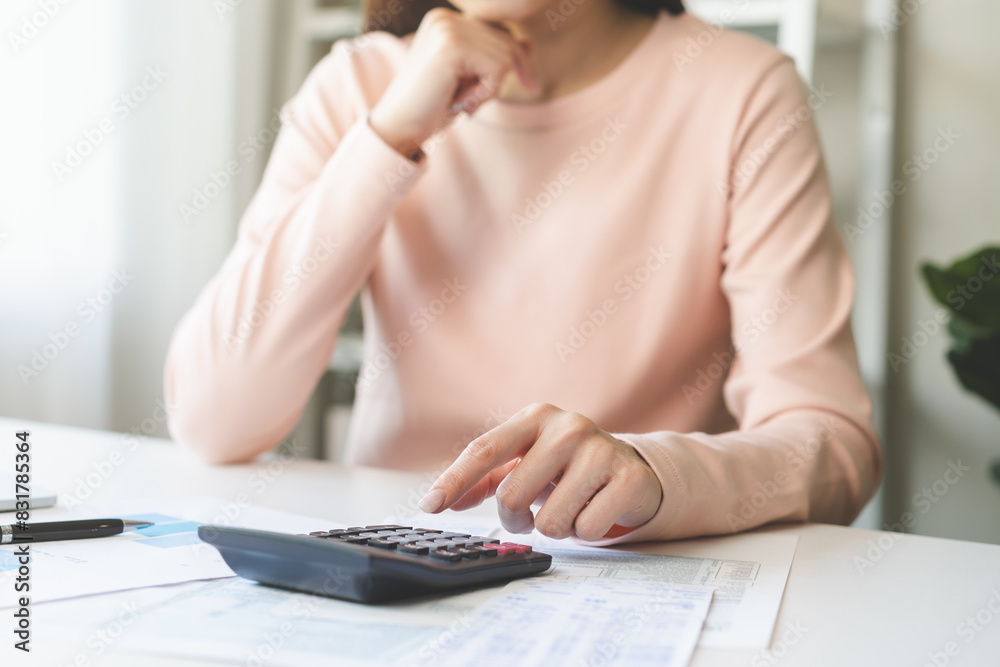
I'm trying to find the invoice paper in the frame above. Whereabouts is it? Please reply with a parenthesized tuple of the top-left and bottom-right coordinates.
(404, 578, 713, 667)
(44, 576, 711, 667)
(11, 511, 796, 663)
(391, 513, 796, 648)
(524, 530, 798, 650)
(0, 497, 336, 608)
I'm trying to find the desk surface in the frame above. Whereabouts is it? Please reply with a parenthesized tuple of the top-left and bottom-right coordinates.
(2, 416, 998, 666)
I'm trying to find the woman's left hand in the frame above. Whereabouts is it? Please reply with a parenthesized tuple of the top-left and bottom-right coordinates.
(417, 403, 663, 541)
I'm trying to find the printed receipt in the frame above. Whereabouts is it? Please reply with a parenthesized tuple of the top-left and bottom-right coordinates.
(401, 578, 713, 667)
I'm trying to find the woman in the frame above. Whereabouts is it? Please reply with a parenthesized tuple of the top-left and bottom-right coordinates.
(165, 0, 882, 544)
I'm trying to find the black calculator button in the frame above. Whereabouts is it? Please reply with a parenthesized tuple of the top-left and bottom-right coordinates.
(429, 549, 463, 562)
(414, 528, 442, 534)
(436, 532, 471, 539)
(399, 543, 429, 555)
(325, 530, 358, 538)
(451, 548, 480, 560)
(339, 536, 369, 544)
(367, 539, 398, 550)
(366, 525, 410, 531)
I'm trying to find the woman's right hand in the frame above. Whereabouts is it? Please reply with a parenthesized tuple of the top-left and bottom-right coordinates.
(369, 8, 539, 158)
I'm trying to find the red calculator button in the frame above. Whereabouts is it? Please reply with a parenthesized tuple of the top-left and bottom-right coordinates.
(472, 545, 498, 557)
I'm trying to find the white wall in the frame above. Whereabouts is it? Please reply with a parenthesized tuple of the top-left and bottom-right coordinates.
(0, 1, 121, 428)
(0, 1, 274, 444)
(886, 0, 1000, 543)
(106, 0, 275, 438)
(812, 36, 884, 531)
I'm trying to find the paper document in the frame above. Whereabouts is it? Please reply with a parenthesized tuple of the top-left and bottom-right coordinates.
(105, 577, 497, 667)
(515, 530, 797, 649)
(403, 578, 712, 667)
(5, 504, 795, 663)
(71, 536, 793, 663)
(84, 577, 711, 667)
(0, 498, 336, 608)
(320, 513, 795, 650)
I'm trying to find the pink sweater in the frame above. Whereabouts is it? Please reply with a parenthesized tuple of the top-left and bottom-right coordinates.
(165, 11, 882, 542)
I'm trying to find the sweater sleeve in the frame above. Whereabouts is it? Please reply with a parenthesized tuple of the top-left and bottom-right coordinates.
(164, 41, 424, 463)
(593, 58, 882, 544)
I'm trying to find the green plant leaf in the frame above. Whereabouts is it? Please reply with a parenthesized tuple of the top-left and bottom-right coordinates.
(921, 246, 1000, 417)
(921, 264, 957, 306)
(920, 246, 1000, 334)
(946, 334, 1000, 413)
(947, 315, 996, 345)
(991, 458, 1000, 487)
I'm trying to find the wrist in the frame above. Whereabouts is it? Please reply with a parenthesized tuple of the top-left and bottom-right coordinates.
(368, 110, 424, 161)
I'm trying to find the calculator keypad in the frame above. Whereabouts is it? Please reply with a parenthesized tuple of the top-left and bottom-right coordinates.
(202, 524, 552, 604)
(301, 525, 525, 564)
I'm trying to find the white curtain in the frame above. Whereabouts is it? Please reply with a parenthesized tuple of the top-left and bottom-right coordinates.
(0, 0, 275, 438)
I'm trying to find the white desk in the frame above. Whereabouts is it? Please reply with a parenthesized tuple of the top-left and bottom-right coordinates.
(1, 417, 998, 666)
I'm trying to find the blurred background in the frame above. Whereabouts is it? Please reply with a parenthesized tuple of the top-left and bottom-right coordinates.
(1, 0, 998, 542)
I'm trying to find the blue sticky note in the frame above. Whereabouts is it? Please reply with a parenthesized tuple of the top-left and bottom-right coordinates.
(136, 521, 201, 537)
(121, 513, 182, 524)
(0, 550, 20, 572)
(136, 533, 202, 548)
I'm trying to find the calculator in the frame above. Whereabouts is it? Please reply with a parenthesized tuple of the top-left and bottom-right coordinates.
(197, 524, 552, 603)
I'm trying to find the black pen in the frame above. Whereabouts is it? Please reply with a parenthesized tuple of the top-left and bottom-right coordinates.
(0, 519, 154, 544)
